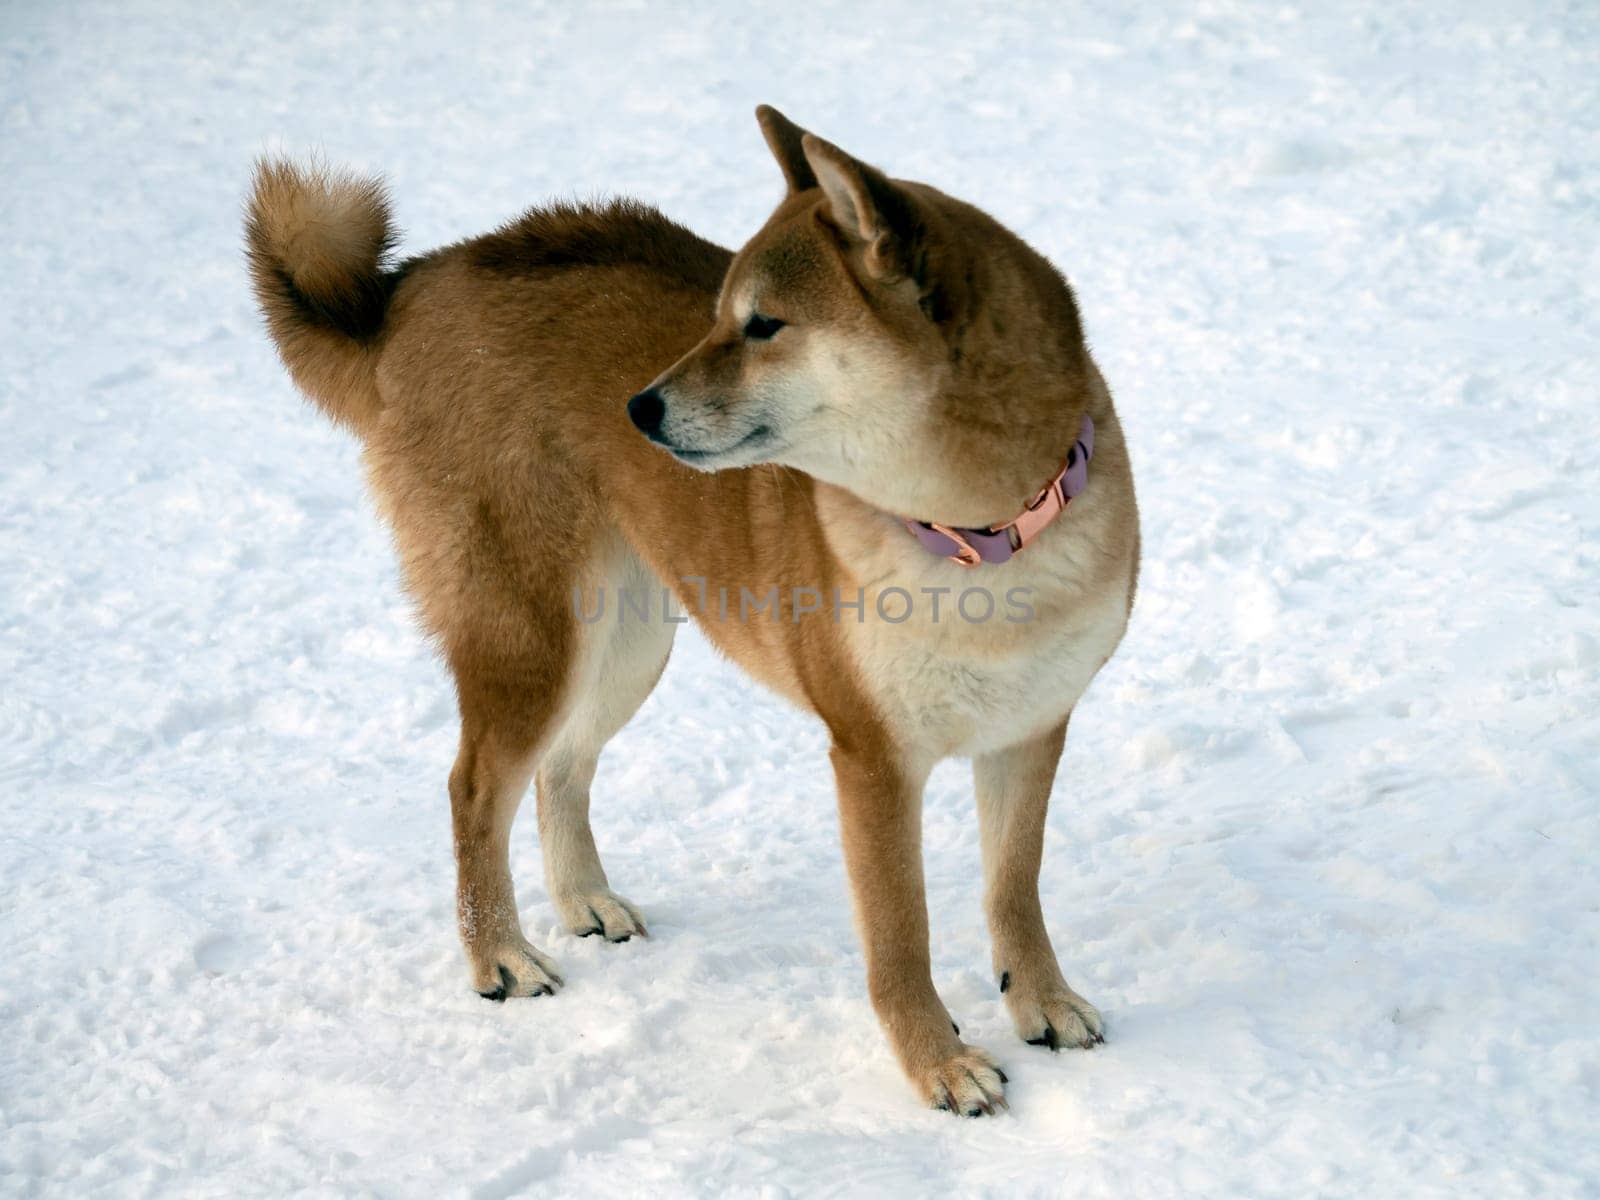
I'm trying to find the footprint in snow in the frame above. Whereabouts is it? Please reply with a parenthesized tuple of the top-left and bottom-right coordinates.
(194, 932, 253, 975)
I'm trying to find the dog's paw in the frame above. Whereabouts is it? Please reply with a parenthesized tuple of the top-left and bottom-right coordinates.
(553, 888, 647, 943)
(1002, 973, 1104, 1050)
(915, 1045, 1009, 1117)
(471, 936, 564, 1000)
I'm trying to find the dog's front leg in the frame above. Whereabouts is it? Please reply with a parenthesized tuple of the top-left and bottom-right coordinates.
(831, 742, 1008, 1115)
(975, 718, 1104, 1051)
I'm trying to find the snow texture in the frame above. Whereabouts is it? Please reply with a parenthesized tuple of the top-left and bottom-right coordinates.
(3, 1, 1598, 1196)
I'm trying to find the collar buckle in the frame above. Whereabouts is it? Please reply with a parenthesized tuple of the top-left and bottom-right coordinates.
(926, 522, 983, 568)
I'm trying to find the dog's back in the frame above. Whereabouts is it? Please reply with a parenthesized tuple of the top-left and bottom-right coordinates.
(246, 163, 728, 653)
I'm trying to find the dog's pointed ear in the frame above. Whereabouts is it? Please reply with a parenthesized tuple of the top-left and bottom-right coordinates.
(800, 133, 917, 281)
(756, 105, 817, 194)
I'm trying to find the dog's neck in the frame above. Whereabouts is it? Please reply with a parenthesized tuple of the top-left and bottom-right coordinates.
(804, 389, 1096, 529)
(900, 414, 1094, 566)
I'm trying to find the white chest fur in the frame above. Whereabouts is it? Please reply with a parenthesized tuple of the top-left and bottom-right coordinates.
(823, 492, 1133, 760)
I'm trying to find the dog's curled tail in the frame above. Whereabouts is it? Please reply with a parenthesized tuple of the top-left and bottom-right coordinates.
(245, 157, 398, 437)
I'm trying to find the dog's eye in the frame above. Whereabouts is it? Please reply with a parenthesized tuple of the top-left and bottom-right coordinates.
(743, 313, 786, 340)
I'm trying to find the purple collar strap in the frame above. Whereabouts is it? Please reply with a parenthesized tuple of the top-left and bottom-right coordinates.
(903, 414, 1095, 567)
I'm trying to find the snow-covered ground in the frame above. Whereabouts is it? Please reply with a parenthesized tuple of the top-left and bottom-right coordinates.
(3, 1, 1598, 1195)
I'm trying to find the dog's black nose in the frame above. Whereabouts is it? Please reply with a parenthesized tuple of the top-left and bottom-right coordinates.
(627, 388, 665, 438)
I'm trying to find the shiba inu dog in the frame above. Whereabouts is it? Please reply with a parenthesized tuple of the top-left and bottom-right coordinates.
(245, 106, 1138, 1116)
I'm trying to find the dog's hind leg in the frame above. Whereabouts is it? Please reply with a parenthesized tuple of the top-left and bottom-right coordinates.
(536, 536, 673, 943)
(449, 649, 570, 1000)
(975, 717, 1105, 1051)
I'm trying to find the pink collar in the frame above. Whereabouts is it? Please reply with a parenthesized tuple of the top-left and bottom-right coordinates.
(903, 415, 1094, 567)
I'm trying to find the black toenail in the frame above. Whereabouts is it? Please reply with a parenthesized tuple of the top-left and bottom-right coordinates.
(579, 927, 602, 938)
(997, 1069, 1009, 1083)
(999, 971, 1010, 993)
(951, 1021, 960, 1036)
(479, 986, 507, 1003)
(607, 933, 631, 944)
(965, 1108, 982, 1118)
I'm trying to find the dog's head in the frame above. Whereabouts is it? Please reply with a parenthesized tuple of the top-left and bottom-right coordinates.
(628, 106, 1088, 522)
